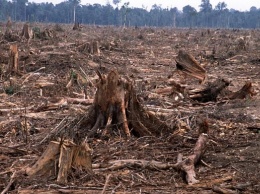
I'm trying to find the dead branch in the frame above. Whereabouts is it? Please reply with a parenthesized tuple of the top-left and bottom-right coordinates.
(101, 174, 111, 194)
(1, 171, 17, 194)
(93, 134, 208, 185)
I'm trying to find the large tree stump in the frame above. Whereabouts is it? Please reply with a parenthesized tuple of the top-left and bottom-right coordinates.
(83, 70, 171, 138)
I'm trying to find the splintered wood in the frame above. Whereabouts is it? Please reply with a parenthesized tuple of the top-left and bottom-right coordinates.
(175, 50, 206, 83)
(26, 140, 92, 183)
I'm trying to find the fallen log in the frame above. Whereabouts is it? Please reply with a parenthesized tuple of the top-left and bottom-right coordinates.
(189, 78, 230, 102)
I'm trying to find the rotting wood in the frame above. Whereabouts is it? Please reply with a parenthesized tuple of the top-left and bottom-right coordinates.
(175, 50, 207, 83)
(189, 78, 230, 102)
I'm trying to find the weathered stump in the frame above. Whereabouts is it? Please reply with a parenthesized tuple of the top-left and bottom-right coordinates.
(175, 50, 207, 83)
(229, 82, 256, 99)
(26, 140, 92, 183)
(84, 69, 171, 138)
(21, 23, 33, 40)
(8, 44, 20, 76)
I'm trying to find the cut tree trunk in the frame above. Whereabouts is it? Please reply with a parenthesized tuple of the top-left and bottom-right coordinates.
(175, 50, 207, 83)
(81, 69, 171, 138)
(8, 44, 20, 76)
(21, 23, 32, 40)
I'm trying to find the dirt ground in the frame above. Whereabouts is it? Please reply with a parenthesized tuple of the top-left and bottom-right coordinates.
(0, 24, 260, 193)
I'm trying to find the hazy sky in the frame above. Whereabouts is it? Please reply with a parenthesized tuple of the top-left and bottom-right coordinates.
(29, 0, 260, 11)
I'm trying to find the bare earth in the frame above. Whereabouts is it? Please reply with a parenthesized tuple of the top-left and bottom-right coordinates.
(0, 24, 260, 193)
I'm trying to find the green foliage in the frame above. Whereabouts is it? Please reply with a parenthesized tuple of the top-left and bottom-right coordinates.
(5, 85, 20, 95)
(0, 0, 260, 28)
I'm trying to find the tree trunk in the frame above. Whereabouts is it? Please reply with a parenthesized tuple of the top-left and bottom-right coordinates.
(82, 70, 171, 138)
(8, 44, 19, 76)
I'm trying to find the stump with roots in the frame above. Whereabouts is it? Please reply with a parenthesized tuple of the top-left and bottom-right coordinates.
(84, 69, 171, 138)
(26, 70, 172, 183)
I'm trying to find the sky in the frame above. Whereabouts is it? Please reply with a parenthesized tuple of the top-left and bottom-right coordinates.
(29, 0, 260, 11)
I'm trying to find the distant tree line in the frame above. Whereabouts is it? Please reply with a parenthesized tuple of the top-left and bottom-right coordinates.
(0, 0, 260, 28)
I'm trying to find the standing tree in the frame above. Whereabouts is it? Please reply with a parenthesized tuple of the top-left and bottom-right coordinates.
(199, 0, 212, 13)
(69, 0, 80, 23)
(183, 5, 197, 28)
(121, 2, 130, 27)
(113, 0, 121, 25)
(199, 0, 212, 26)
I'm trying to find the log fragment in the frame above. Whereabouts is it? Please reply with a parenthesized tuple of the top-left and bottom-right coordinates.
(175, 50, 206, 83)
(57, 140, 75, 183)
(229, 82, 256, 99)
(26, 139, 92, 182)
(26, 141, 60, 177)
(189, 78, 230, 102)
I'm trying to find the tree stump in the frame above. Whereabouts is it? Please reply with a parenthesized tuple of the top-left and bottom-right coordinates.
(27, 70, 172, 183)
(83, 69, 171, 138)
(26, 140, 92, 183)
(8, 44, 19, 76)
(21, 23, 33, 40)
(175, 50, 207, 83)
(229, 82, 256, 99)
